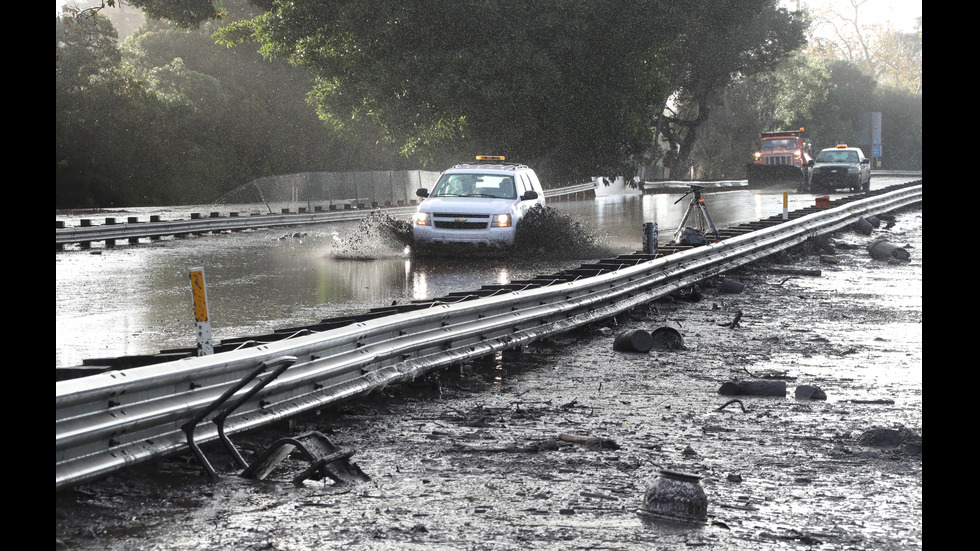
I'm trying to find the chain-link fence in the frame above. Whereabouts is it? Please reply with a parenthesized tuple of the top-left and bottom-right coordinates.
(214, 170, 443, 212)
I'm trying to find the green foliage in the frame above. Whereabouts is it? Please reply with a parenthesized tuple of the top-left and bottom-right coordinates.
(873, 86, 922, 170)
(56, 1, 417, 208)
(57, 0, 919, 209)
(126, 0, 223, 29)
(214, 0, 742, 184)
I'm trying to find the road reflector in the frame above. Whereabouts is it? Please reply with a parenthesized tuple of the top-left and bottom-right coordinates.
(188, 267, 213, 356)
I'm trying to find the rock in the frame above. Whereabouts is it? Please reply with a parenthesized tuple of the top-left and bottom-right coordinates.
(719, 278, 745, 294)
(867, 239, 911, 262)
(858, 426, 921, 450)
(853, 217, 874, 235)
(795, 385, 827, 400)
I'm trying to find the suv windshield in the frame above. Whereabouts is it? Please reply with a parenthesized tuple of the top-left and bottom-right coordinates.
(431, 174, 516, 199)
(815, 150, 860, 163)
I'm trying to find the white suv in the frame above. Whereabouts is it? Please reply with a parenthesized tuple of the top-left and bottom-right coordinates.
(412, 156, 547, 249)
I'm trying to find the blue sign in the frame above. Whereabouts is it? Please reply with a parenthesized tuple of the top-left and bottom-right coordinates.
(872, 145, 882, 157)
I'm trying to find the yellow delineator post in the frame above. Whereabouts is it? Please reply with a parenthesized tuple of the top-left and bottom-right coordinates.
(188, 267, 214, 356)
(783, 192, 789, 220)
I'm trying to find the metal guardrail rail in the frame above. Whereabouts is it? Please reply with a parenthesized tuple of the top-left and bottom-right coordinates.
(55, 206, 419, 248)
(56, 183, 921, 490)
(55, 183, 599, 248)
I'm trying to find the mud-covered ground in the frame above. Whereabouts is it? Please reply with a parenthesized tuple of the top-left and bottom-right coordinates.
(56, 207, 922, 551)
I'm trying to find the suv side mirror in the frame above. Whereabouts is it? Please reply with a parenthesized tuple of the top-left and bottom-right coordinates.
(860, 158, 870, 164)
(807, 160, 814, 167)
(521, 190, 538, 201)
(416, 188, 429, 198)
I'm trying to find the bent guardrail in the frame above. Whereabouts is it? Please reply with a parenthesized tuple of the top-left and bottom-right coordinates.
(56, 184, 921, 490)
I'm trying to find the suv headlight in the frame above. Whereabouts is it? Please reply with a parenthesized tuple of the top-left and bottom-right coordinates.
(414, 212, 431, 226)
(491, 213, 512, 228)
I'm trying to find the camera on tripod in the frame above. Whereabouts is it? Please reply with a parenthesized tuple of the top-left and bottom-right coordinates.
(667, 185, 719, 246)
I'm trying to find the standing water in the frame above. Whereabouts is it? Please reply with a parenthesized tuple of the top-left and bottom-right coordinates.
(55, 188, 830, 368)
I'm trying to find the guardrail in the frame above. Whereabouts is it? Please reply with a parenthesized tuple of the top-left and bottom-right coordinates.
(56, 183, 921, 490)
(55, 182, 600, 249)
(55, 205, 419, 249)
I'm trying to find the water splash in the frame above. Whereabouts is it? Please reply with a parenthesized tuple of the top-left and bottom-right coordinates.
(331, 206, 613, 261)
(329, 211, 413, 260)
(512, 205, 613, 259)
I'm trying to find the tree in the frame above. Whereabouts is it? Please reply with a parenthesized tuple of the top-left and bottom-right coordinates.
(805, 1, 921, 96)
(649, 1, 807, 178)
(57, 1, 405, 207)
(683, 51, 830, 179)
(212, 0, 809, 185)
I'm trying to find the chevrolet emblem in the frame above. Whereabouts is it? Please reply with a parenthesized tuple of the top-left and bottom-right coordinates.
(455, 217, 467, 223)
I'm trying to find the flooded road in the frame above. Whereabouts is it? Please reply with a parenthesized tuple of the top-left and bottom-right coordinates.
(56, 200, 922, 551)
(55, 178, 915, 368)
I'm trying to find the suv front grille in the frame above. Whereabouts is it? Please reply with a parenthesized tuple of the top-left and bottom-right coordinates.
(435, 221, 489, 230)
(432, 213, 490, 230)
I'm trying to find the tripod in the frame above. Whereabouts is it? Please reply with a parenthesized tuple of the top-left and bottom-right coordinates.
(668, 185, 718, 246)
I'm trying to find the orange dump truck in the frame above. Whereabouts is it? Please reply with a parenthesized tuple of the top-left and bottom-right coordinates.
(746, 128, 813, 189)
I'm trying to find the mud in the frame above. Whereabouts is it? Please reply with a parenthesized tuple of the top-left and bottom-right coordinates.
(56, 207, 922, 551)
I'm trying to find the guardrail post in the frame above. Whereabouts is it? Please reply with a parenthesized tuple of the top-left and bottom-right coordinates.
(188, 268, 213, 356)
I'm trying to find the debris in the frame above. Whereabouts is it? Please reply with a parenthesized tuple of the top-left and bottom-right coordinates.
(876, 213, 897, 228)
(853, 217, 874, 235)
(613, 330, 653, 353)
(675, 286, 703, 302)
(739, 366, 794, 380)
(867, 239, 911, 262)
(639, 469, 707, 524)
(718, 278, 745, 294)
(580, 490, 620, 501)
(794, 385, 827, 400)
(718, 380, 787, 397)
(450, 439, 562, 454)
(717, 399, 747, 412)
(650, 327, 685, 349)
(558, 433, 620, 450)
(718, 310, 742, 329)
(758, 267, 822, 277)
(857, 426, 921, 452)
